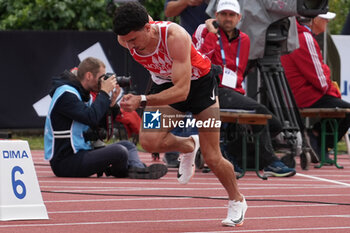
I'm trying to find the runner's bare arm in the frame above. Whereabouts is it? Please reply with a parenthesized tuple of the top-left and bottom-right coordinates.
(144, 24, 192, 106)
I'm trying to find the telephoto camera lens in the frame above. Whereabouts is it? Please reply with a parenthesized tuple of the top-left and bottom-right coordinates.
(104, 73, 131, 88)
(116, 76, 131, 88)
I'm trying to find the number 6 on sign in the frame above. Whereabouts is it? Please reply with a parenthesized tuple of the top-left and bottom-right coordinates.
(11, 166, 27, 200)
(0, 140, 48, 221)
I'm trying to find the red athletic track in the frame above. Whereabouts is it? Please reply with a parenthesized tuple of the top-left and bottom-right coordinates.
(1, 150, 350, 233)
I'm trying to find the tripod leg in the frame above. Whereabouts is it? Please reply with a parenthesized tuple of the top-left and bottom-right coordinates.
(259, 66, 298, 155)
(280, 70, 319, 164)
(260, 70, 286, 123)
(257, 60, 302, 167)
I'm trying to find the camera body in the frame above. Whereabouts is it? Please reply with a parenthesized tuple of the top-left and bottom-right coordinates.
(104, 73, 131, 88)
(83, 128, 107, 149)
(83, 128, 107, 142)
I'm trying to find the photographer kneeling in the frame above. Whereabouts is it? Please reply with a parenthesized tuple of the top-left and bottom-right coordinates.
(44, 57, 167, 179)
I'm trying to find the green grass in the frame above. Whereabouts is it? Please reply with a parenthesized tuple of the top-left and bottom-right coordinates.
(15, 135, 45, 150)
(11, 133, 146, 151)
(336, 140, 347, 154)
(11, 133, 45, 150)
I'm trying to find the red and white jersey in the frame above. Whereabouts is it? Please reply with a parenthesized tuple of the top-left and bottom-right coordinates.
(129, 21, 211, 85)
(281, 21, 341, 108)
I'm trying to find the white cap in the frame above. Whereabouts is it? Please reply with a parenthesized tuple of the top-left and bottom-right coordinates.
(217, 0, 240, 14)
(318, 12, 336, 20)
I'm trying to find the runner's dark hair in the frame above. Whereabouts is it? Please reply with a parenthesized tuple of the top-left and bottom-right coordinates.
(113, 2, 149, 36)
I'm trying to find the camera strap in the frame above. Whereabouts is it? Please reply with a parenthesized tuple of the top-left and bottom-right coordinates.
(106, 110, 113, 141)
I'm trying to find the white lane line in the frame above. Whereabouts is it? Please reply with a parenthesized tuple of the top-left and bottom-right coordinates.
(37, 177, 350, 183)
(39, 184, 348, 193)
(45, 204, 343, 214)
(43, 193, 350, 203)
(297, 173, 350, 187)
(0, 215, 349, 229)
(188, 226, 350, 233)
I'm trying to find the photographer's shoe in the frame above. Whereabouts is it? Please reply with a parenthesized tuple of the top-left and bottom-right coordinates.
(177, 135, 200, 184)
(222, 197, 248, 227)
(128, 164, 168, 179)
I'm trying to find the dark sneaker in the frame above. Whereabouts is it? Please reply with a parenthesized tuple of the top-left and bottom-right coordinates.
(263, 160, 296, 177)
(163, 152, 180, 168)
(128, 164, 168, 179)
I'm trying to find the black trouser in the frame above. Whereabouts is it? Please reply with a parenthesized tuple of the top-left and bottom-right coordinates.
(309, 94, 350, 148)
(219, 87, 283, 167)
(50, 141, 143, 178)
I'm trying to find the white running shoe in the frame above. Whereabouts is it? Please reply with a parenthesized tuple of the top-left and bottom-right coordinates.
(177, 135, 200, 184)
(221, 197, 248, 227)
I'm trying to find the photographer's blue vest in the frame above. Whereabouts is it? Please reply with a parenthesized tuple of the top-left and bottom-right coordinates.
(44, 85, 92, 161)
